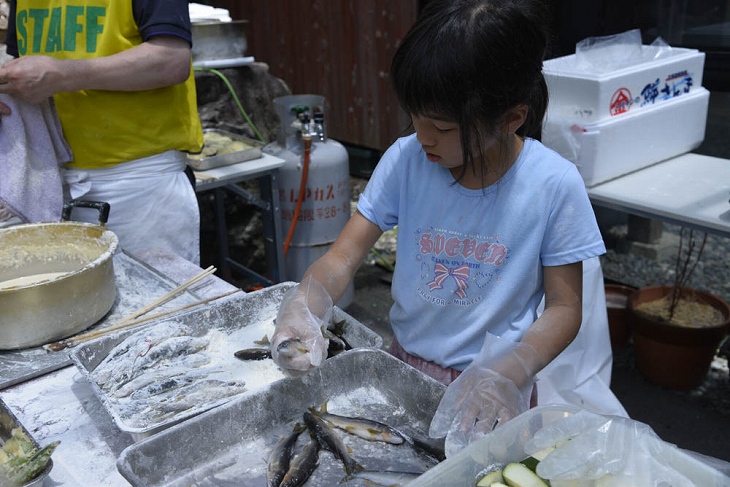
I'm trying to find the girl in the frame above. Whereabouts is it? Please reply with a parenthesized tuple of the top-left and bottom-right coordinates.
(271, 0, 620, 456)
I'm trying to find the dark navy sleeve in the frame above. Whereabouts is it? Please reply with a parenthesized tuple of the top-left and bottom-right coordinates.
(6, 0, 18, 57)
(132, 0, 193, 45)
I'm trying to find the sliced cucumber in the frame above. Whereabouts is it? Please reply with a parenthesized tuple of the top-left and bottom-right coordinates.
(502, 462, 550, 487)
(476, 470, 504, 486)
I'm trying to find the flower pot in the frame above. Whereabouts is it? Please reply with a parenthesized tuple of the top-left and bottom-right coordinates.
(628, 285, 730, 390)
(604, 284, 635, 349)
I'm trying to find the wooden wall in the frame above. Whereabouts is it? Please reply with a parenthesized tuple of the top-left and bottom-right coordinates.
(207, 1, 418, 153)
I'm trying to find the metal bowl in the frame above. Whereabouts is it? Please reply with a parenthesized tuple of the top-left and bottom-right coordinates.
(191, 20, 248, 63)
(0, 222, 118, 350)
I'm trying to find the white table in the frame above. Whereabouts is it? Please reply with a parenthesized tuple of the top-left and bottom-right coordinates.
(587, 153, 730, 237)
(0, 250, 241, 486)
(193, 152, 287, 285)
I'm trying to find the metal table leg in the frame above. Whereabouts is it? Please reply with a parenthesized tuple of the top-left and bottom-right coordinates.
(261, 171, 286, 282)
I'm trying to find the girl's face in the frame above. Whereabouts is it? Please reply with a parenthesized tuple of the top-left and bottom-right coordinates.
(412, 111, 526, 189)
(412, 114, 506, 189)
(411, 115, 463, 169)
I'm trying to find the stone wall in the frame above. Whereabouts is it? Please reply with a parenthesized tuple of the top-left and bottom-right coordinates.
(194, 63, 291, 287)
(195, 62, 291, 143)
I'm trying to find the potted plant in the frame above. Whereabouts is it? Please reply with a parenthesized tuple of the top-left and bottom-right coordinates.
(604, 283, 636, 349)
(628, 228, 730, 389)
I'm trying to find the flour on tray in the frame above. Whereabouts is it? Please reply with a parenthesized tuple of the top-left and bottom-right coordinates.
(89, 315, 286, 430)
(204, 317, 286, 389)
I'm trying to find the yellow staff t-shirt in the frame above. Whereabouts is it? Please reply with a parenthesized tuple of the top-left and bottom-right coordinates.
(13, 0, 203, 169)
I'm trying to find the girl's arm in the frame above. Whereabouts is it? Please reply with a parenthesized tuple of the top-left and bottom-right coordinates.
(521, 261, 584, 372)
(270, 211, 383, 376)
(429, 261, 585, 455)
(303, 210, 384, 304)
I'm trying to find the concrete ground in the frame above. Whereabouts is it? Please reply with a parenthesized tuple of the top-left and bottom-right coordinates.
(342, 261, 730, 465)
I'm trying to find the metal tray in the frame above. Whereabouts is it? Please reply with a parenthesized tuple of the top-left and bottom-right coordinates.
(70, 282, 383, 441)
(117, 348, 446, 487)
(186, 129, 264, 171)
(0, 398, 53, 487)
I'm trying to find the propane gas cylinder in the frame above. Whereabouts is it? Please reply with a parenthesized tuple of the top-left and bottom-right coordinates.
(264, 95, 354, 307)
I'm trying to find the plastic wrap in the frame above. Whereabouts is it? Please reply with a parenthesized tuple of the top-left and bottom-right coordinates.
(411, 405, 730, 486)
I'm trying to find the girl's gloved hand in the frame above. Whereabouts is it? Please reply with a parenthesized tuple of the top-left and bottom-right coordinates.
(270, 276, 332, 377)
(429, 334, 539, 457)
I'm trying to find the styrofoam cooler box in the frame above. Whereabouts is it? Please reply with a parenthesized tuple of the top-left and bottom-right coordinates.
(543, 46, 705, 123)
(542, 86, 709, 187)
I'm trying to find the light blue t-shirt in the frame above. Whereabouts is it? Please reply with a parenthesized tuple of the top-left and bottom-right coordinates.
(357, 135, 606, 370)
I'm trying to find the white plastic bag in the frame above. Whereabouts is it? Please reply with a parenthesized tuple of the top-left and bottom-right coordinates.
(574, 29, 673, 74)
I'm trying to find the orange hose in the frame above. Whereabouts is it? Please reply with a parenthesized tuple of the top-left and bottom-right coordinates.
(283, 134, 312, 257)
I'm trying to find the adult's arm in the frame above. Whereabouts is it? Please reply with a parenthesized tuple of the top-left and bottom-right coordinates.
(0, 35, 191, 104)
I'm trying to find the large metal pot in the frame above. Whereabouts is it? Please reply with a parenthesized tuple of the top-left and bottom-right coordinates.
(0, 202, 118, 350)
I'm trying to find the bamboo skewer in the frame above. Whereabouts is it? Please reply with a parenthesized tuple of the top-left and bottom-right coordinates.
(115, 265, 217, 327)
(44, 288, 242, 352)
(44, 264, 239, 352)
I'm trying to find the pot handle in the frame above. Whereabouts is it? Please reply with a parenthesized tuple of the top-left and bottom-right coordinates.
(62, 200, 111, 226)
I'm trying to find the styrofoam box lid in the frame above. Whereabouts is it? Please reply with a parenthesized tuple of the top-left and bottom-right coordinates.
(543, 46, 705, 123)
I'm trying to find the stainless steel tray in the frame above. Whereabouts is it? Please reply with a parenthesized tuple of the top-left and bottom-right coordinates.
(70, 282, 383, 441)
(0, 251, 202, 390)
(187, 129, 264, 171)
(0, 398, 53, 487)
(117, 348, 446, 487)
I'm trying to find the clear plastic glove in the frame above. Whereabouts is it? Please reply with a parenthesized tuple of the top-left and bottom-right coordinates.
(270, 276, 332, 377)
(524, 410, 693, 485)
(429, 333, 539, 457)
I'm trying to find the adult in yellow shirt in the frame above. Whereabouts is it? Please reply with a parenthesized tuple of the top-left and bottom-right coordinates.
(0, 0, 204, 264)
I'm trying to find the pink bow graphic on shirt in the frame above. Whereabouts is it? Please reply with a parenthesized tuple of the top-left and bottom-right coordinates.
(428, 263, 470, 298)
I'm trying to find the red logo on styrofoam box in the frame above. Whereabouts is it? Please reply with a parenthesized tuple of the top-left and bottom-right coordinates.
(610, 88, 632, 116)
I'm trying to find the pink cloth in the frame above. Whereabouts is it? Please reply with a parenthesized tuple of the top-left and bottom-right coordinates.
(0, 94, 72, 223)
(389, 336, 463, 385)
(389, 335, 538, 406)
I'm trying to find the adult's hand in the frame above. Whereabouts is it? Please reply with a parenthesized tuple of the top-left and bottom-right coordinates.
(0, 56, 62, 104)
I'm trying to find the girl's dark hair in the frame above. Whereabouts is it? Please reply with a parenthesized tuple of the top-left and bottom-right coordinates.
(391, 0, 550, 180)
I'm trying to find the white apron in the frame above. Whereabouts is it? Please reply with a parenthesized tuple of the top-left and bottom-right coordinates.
(536, 256, 628, 417)
(62, 151, 200, 265)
